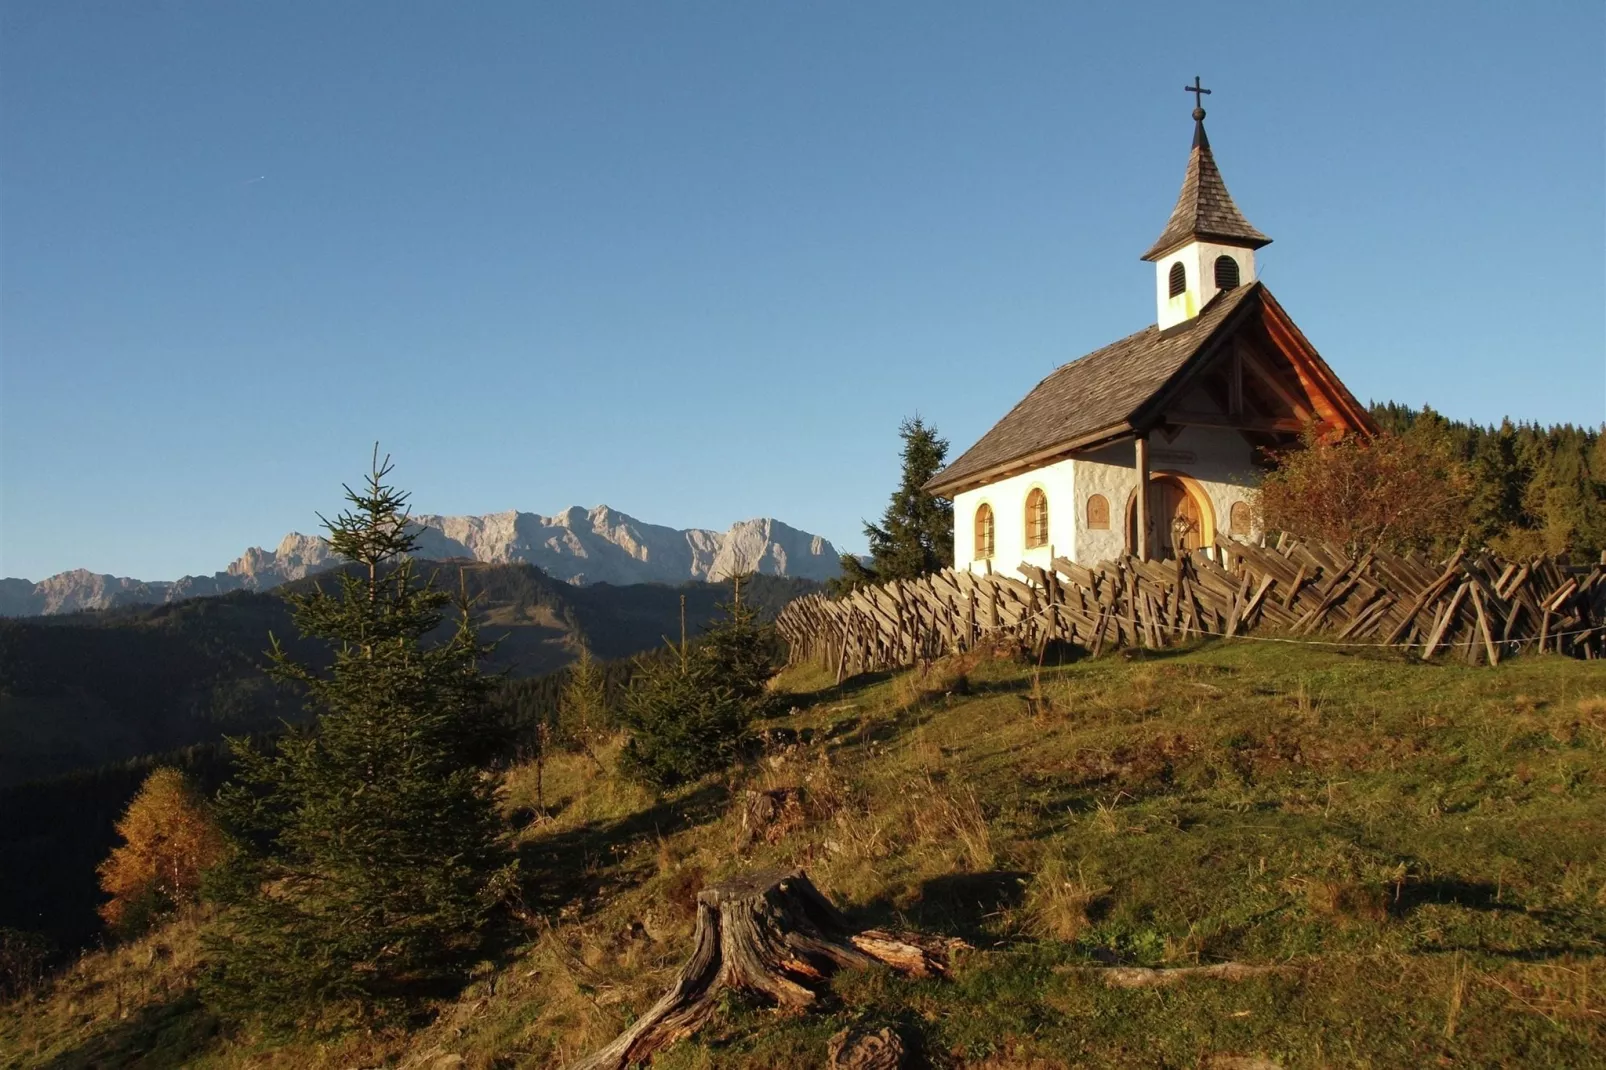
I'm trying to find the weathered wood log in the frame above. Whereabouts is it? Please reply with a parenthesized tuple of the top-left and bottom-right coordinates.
(568, 869, 962, 1070)
(1061, 961, 1293, 988)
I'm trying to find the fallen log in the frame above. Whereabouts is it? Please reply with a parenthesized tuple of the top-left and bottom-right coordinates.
(568, 869, 963, 1070)
(1060, 961, 1293, 988)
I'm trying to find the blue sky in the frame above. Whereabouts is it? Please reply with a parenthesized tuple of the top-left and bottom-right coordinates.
(2, 3, 1602, 581)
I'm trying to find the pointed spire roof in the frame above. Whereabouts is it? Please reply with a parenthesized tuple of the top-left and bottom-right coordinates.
(1141, 107, 1271, 262)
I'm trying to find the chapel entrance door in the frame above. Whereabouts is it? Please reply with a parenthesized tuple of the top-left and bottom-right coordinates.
(1151, 476, 1202, 560)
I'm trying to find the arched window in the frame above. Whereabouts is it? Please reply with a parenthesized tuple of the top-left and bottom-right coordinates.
(1214, 255, 1241, 291)
(1086, 493, 1110, 530)
(1229, 501, 1253, 537)
(973, 503, 995, 560)
(1167, 261, 1186, 298)
(1025, 488, 1049, 549)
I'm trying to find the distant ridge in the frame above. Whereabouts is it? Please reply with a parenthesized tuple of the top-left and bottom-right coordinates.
(2, 506, 842, 616)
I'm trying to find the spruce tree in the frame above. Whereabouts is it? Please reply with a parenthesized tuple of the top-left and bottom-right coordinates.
(694, 574, 776, 707)
(203, 453, 512, 1030)
(1365, 400, 1604, 558)
(558, 642, 612, 760)
(834, 416, 954, 592)
(618, 598, 752, 789)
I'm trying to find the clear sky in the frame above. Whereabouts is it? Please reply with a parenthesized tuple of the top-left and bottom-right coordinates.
(2, 2, 1602, 582)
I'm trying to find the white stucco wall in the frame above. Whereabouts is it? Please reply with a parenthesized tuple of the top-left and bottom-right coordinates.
(1071, 426, 1262, 566)
(1072, 443, 1139, 566)
(1154, 240, 1257, 330)
(950, 428, 1262, 574)
(952, 457, 1075, 575)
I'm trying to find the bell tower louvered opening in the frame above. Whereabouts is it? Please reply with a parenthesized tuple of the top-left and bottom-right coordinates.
(1214, 255, 1240, 291)
(1167, 262, 1186, 298)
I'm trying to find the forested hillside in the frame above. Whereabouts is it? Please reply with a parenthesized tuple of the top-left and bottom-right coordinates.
(0, 565, 814, 957)
(0, 562, 815, 788)
(1369, 402, 1605, 558)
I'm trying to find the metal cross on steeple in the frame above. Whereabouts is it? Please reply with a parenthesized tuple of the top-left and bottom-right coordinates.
(1184, 76, 1211, 110)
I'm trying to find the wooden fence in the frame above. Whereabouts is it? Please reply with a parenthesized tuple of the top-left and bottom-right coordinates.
(776, 538, 1606, 676)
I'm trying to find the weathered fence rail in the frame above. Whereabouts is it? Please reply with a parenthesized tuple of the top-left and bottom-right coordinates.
(777, 538, 1606, 676)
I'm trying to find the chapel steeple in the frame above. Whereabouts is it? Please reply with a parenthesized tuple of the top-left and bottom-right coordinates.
(1143, 80, 1271, 330)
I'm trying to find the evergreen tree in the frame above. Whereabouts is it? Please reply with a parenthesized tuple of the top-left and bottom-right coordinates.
(1366, 401, 1604, 559)
(203, 453, 513, 1030)
(618, 598, 752, 790)
(834, 416, 954, 592)
(619, 656, 749, 790)
(557, 642, 612, 758)
(694, 574, 776, 708)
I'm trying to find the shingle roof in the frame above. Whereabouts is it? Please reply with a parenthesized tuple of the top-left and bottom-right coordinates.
(1140, 120, 1270, 262)
(924, 282, 1261, 494)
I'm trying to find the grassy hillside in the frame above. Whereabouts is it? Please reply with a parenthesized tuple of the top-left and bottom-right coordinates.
(5, 641, 1604, 1068)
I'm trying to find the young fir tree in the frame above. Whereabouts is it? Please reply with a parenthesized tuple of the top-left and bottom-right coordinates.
(619, 599, 751, 789)
(694, 574, 776, 708)
(203, 454, 512, 1030)
(834, 416, 954, 592)
(557, 642, 611, 764)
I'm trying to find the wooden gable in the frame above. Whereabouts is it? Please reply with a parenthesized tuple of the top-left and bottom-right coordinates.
(1140, 288, 1374, 456)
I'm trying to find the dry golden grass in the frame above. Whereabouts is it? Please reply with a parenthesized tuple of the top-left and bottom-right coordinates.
(1021, 856, 1107, 943)
(0, 913, 209, 1068)
(1303, 879, 1389, 926)
(500, 733, 655, 836)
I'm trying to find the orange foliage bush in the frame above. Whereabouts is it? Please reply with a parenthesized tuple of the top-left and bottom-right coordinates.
(97, 768, 226, 933)
(1256, 427, 1475, 556)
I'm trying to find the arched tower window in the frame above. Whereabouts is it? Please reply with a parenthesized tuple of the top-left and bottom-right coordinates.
(1167, 261, 1186, 298)
(1025, 488, 1049, 549)
(1086, 494, 1110, 530)
(1214, 255, 1241, 291)
(973, 503, 995, 561)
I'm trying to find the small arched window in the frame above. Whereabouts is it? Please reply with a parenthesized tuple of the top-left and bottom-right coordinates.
(1086, 493, 1110, 530)
(1214, 255, 1240, 291)
(974, 503, 995, 561)
(1167, 261, 1186, 298)
(1229, 501, 1253, 537)
(1025, 488, 1049, 549)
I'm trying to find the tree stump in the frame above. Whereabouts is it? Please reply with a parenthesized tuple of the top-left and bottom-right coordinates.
(568, 869, 961, 1070)
(734, 788, 805, 851)
(828, 1025, 908, 1069)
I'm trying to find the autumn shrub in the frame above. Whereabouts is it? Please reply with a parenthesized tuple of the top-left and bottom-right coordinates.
(1256, 425, 1475, 556)
(97, 767, 225, 936)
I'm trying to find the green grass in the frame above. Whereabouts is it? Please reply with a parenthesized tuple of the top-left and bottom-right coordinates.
(5, 640, 1605, 1068)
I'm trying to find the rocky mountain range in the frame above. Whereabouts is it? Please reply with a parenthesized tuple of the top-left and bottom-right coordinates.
(1, 506, 842, 616)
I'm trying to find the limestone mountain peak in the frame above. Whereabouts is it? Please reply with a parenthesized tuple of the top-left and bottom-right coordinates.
(3, 506, 842, 616)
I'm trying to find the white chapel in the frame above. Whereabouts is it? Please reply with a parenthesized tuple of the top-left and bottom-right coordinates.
(924, 85, 1375, 573)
